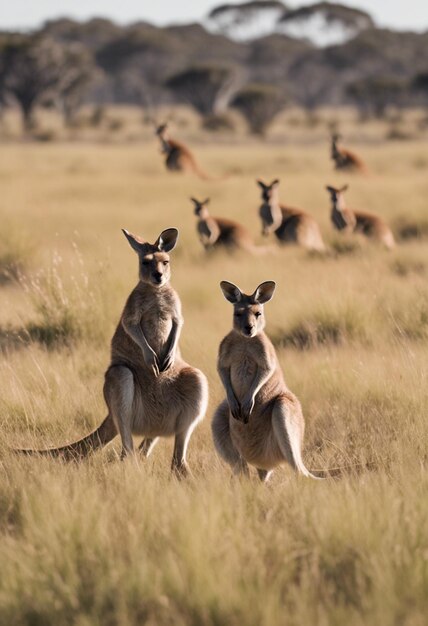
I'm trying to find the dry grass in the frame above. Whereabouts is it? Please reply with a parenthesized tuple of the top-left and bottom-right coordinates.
(0, 117, 428, 625)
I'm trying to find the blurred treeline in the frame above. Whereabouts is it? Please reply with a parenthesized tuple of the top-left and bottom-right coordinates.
(1, 2, 428, 135)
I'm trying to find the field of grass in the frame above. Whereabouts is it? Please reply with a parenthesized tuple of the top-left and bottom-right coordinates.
(0, 119, 428, 625)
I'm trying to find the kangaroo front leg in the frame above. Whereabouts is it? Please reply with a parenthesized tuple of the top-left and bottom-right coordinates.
(159, 317, 182, 372)
(104, 366, 135, 458)
(240, 364, 273, 423)
(122, 311, 160, 376)
(138, 437, 159, 459)
(218, 367, 241, 420)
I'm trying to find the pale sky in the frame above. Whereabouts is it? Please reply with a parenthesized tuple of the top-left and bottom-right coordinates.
(1, 0, 428, 32)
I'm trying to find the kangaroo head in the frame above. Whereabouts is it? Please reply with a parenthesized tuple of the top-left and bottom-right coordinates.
(326, 184, 348, 208)
(257, 178, 279, 202)
(155, 123, 168, 138)
(220, 280, 276, 338)
(257, 179, 281, 236)
(191, 197, 210, 217)
(122, 227, 178, 287)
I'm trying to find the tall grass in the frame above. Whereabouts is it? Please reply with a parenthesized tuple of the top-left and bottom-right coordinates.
(0, 136, 428, 625)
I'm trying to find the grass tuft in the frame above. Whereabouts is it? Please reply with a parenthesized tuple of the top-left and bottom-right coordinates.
(272, 305, 370, 350)
(0, 227, 34, 284)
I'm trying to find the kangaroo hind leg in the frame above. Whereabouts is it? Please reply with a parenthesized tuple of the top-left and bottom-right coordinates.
(212, 401, 249, 477)
(104, 365, 135, 459)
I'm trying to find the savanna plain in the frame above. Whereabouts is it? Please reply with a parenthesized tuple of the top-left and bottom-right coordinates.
(0, 111, 428, 626)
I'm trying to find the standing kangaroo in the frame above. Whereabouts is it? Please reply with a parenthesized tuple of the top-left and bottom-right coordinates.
(17, 228, 208, 475)
(257, 179, 325, 252)
(156, 123, 217, 180)
(326, 185, 395, 249)
(331, 134, 367, 173)
(191, 197, 259, 253)
(212, 281, 321, 482)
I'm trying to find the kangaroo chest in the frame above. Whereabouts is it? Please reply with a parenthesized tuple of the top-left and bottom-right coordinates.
(229, 348, 258, 399)
(141, 308, 172, 355)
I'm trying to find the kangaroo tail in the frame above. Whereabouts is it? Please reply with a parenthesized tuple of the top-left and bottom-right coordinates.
(15, 415, 117, 461)
(190, 159, 230, 182)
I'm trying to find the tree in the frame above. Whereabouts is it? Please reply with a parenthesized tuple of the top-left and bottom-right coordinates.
(0, 35, 67, 132)
(58, 44, 97, 126)
(346, 76, 406, 119)
(165, 64, 236, 117)
(231, 82, 286, 134)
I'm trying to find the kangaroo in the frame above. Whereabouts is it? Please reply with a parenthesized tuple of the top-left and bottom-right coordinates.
(326, 185, 395, 249)
(212, 280, 321, 482)
(156, 123, 218, 181)
(257, 179, 325, 252)
(17, 228, 208, 475)
(331, 133, 367, 173)
(191, 197, 259, 254)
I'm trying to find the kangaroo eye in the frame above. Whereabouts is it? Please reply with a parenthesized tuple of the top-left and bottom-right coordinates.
(255, 312, 262, 318)
(163, 261, 169, 266)
(234, 313, 242, 318)
(142, 260, 150, 266)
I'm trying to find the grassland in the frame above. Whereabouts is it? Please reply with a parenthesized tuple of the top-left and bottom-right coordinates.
(0, 114, 428, 625)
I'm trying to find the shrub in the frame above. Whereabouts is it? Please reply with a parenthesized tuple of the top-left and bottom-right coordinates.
(231, 82, 286, 135)
(272, 304, 369, 350)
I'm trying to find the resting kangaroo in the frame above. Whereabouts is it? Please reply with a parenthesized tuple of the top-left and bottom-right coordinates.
(331, 133, 367, 173)
(17, 228, 208, 475)
(191, 197, 259, 253)
(326, 185, 395, 249)
(156, 123, 217, 180)
(257, 179, 325, 251)
(212, 280, 321, 482)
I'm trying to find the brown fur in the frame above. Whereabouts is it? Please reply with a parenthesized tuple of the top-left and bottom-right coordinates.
(326, 185, 395, 249)
(257, 179, 325, 252)
(331, 134, 367, 173)
(156, 123, 219, 181)
(191, 197, 260, 254)
(16, 228, 208, 474)
(212, 281, 322, 481)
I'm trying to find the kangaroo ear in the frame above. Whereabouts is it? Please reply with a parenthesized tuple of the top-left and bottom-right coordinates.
(190, 197, 199, 205)
(122, 229, 144, 253)
(252, 281, 276, 304)
(220, 281, 242, 304)
(155, 228, 179, 252)
(203, 198, 210, 205)
(340, 184, 349, 192)
(256, 179, 266, 189)
(326, 185, 334, 193)
(271, 179, 280, 187)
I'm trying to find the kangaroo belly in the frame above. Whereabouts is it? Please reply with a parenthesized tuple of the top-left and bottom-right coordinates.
(141, 317, 172, 357)
(230, 410, 283, 470)
(230, 357, 257, 401)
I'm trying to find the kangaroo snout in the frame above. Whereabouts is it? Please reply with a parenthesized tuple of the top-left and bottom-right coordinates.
(153, 271, 163, 284)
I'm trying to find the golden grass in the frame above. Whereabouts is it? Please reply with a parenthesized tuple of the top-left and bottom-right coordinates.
(0, 127, 428, 625)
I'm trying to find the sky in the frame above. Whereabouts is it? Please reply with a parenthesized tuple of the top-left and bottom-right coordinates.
(1, 0, 428, 32)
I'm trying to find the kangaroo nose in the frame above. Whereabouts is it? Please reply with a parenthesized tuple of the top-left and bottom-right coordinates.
(153, 271, 163, 283)
(245, 325, 253, 334)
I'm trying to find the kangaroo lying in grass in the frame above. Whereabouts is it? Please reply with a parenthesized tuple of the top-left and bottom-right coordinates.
(257, 179, 326, 252)
(326, 184, 395, 249)
(212, 280, 321, 482)
(17, 228, 208, 475)
(331, 133, 367, 174)
(156, 123, 220, 180)
(191, 197, 262, 254)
